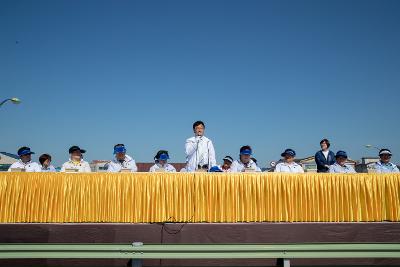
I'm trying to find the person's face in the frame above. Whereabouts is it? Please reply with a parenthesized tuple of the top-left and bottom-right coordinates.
(222, 160, 232, 169)
(116, 152, 125, 161)
(336, 157, 347, 166)
(42, 159, 51, 167)
(71, 151, 82, 161)
(284, 155, 294, 163)
(380, 154, 391, 163)
(20, 154, 31, 163)
(159, 159, 167, 166)
(240, 154, 251, 164)
(320, 142, 328, 151)
(193, 124, 205, 136)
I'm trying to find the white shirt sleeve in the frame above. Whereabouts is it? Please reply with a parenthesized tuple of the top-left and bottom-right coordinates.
(34, 163, 42, 172)
(7, 162, 18, 172)
(84, 162, 92, 172)
(185, 138, 198, 157)
(107, 162, 117, 172)
(131, 160, 138, 172)
(60, 163, 67, 172)
(274, 163, 281, 172)
(149, 164, 156, 172)
(208, 140, 216, 167)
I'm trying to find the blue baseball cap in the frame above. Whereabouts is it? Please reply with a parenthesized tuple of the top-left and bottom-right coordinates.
(335, 150, 348, 159)
(18, 146, 35, 156)
(209, 166, 223, 172)
(240, 149, 252, 155)
(114, 145, 126, 154)
(281, 148, 296, 157)
(159, 153, 169, 160)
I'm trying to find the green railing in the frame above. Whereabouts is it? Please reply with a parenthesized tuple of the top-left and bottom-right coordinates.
(1, 243, 400, 267)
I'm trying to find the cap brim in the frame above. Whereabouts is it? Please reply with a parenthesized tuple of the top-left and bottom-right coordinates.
(70, 149, 86, 154)
(20, 152, 34, 156)
(282, 153, 295, 157)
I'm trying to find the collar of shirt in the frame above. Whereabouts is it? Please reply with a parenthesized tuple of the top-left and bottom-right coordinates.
(379, 161, 391, 166)
(335, 163, 348, 169)
(19, 160, 31, 166)
(68, 159, 84, 165)
(239, 160, 255, 168)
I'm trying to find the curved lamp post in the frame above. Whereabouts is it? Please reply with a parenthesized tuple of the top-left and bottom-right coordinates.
(0, 98, 21, 107)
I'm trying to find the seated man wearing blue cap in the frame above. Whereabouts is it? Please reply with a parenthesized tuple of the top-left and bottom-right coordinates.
(275, 149, 304, 173)
(107, 144, 138, 173)
(8, 146, 41, 172)
(231, 146, 261, 172)
(374, 149, 399, 173)
(149, 150, 176, 172)
(61, 145, 91, 172)
(329, 151, 356, 173)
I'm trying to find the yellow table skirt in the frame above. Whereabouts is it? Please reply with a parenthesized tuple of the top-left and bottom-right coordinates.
(0, 173, 399, 223)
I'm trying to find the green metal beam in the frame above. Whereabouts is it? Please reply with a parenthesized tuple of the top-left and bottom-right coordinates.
(0, 243, 400, 259)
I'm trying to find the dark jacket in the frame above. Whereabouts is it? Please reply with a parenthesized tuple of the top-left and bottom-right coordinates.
(315, 150, 335, 173)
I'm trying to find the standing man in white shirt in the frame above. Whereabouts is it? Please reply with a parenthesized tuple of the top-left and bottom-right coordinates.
(8, 146, 41, 172)
(61, 146, 91, 173)
(185, 121, 216, 172)
(275, 149, 304, 173)
(107, 144, 138, 173)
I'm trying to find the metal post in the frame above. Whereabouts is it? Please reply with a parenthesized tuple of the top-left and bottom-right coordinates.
(131, 242, 143, 267)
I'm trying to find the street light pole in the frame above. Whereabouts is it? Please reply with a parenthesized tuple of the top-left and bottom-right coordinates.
(0, 98, 21, 108)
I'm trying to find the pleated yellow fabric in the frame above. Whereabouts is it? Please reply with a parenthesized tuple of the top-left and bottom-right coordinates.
(0, 172, 399, 223)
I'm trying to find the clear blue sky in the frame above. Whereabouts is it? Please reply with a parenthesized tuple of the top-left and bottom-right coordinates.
(1, 0, 400, 167)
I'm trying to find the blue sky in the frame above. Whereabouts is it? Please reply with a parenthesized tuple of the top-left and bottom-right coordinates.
(1, 0, 400, 167)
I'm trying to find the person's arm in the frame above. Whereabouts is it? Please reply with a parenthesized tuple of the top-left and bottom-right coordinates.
(35, 163, 42, 172)
(274, 164, 281, 172)
(350, 166, 356, 173)
(329, 151, 336, 165)
(131, 160, 138, 172)
(169, 165, 177, 172)
(7, 162, 17, 172)
(255, 165, 262, 172)
(60, 163, 66, 172)
(208, 140, 217, 167)
(314, 151, 325, 167)
(149, 165, 155, 172)
(230, 161, 238, 173)
(84, 162, 92, 173)
(185, 138, 198, 157)
(329, 165, 335, 173)
(392, 164, 399, 173)
(107, 162, 115, 172)
(374, 163, 382, 173)
(298, 165, 305, 173)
